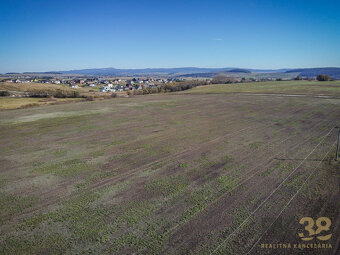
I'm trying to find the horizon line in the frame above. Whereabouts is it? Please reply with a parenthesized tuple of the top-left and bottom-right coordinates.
(2, 66, 340, 74)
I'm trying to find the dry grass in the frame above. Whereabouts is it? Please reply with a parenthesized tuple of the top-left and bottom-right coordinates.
(0, 97, 83, 110)
(0, 82, 128, 110)
(0, 82, 91, 93)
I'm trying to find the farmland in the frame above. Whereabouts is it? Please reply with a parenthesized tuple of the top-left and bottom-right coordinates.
(0, 85, 339, 254)
(0, 82, 92, 94)
(180, 80, 340, 97)
(0, 97, 84, 110)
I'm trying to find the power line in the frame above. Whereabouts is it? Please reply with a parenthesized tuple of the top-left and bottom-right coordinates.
(245, 141, 336, 255)
(210, 126, 335, 255)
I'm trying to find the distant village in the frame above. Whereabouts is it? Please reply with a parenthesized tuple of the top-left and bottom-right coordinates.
(0, 77, 194, 92)
(0, 74, 300, 93)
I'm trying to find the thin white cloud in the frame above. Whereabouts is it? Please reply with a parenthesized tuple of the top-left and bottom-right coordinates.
(212, 38, 224, 41)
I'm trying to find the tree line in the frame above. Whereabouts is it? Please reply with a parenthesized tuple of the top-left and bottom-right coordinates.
(128, 80, 209, 95)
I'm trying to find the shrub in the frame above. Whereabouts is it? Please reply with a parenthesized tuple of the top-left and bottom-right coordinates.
(71, 91, 80, 98)
(103, 94, 112, 99)
(111, 93, 117, 98)
(29, 91, 49, 98)
(212, 74, 234, 84)
(29, 89, 82, 98)
(55, 89, 65, 98)
(20, 103, 40, 108)
(39, 97, 57, 102)
(316, 74, 330, 81)
(162, 80, 207, 93)
(133, 90, 144, 95)
(0, 90, 10, 97)
(128, 80, 208, 96)
(86, 95, 95, 101)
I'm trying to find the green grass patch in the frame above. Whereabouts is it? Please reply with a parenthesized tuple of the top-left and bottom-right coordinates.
(145, 175, 188, 197)
(261, 166, 276, 177)
(216, 175, 239, 192)
(283, 175, 304, 189)
(178, 162, 189, 168)
(249, 141, 263, 149)
(53, 148, 67, 157)
(0, 192, 36, 225)
(33, 159, 94, 177)
(198, 156, 215, 169)
(179, 185, 214, 224)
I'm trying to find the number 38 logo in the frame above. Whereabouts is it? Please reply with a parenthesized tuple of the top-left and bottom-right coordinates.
(298, 217, 332, 241)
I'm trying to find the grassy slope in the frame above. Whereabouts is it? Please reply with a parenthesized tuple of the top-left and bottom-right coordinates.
(179, 80, 340, 96)
(0, 98, 84, 110)
(2, 80, 339, 110)
(0, 82, 92, 93)
(0, 82, 122, 110)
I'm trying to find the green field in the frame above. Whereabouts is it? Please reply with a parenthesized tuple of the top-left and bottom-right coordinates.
(179, 80, 340, 96)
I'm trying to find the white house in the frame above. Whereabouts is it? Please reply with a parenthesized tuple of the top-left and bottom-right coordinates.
(100, 85, 115, 92)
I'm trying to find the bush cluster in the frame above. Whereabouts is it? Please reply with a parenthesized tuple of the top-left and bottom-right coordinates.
(0, 90, 10, 97)
(132, 87, 162, 95)
(316, 74, 330, 81)
(86, 95, 95, 101)
(211, 75, 235, 84)
(129, 80, 208, 95)
(165, 80, 208, 92)
(29, 89, 82, 98)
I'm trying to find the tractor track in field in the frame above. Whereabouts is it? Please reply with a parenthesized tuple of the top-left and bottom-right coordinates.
(1, 97, 334, 229)
(0, 100, 312, 230)
(164, 126, 337, 254)
(1, 93, 339, 255)
(107, 118, 336, 253)
(207, 127, 336, 255)
(244, 141, 338, 255)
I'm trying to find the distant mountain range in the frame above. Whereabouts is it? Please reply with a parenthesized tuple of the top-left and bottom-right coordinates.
(60, 67, 229, 76)
(285, 67, 340, 78)
(59, 67, 340, 78)
(228, 69, 251, 73)
(4, 67, 340, 79)
(58, 67, 292, 76)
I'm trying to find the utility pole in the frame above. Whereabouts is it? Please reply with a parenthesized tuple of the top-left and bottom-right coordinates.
(336, 127, 340, 161)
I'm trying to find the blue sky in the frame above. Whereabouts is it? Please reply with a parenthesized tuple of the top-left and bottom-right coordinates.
(0, 0, 340, 72)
